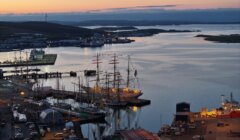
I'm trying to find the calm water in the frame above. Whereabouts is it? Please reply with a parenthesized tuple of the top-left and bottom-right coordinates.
(0, 24, 240, 137)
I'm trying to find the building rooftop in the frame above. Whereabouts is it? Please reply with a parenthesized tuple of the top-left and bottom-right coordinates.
(120, 129, 161, 140)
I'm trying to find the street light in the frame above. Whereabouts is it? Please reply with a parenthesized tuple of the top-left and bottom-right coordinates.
(20, 91, 25, 96)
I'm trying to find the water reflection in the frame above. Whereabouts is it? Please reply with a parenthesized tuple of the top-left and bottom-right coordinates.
(46, 98, 142, 139)
(84, 107, 141, 140)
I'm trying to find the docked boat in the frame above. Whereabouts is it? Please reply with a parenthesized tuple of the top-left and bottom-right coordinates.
(84, 70, 96, 76)
(29, 49, 45, 60)
(82, 54, 143, 99)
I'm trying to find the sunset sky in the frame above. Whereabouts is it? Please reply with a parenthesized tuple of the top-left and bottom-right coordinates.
(0, 0, 240, 14)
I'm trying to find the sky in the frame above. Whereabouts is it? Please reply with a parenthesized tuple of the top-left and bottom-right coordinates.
(0, 0, 240, 14)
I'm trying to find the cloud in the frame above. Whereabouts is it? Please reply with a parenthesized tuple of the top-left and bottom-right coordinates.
(133, 5, 177, 9)
(88, 5, 177, 13)
(0, 8, 239, 23)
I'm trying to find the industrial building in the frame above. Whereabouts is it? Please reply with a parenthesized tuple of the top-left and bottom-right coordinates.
(175, 102, 190, 122)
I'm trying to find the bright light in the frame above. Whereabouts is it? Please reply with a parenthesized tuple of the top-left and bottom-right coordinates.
(133, 106, 138, 112)
(93, 86, 101, 93)
(112, 88, 117, 93)
(123, 87, 129, 92)
(44, 66, 50, 73)
(133, 89, 140, 94)
(20, 91, 25, 96)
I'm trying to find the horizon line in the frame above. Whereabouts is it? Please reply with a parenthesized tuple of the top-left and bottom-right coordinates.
(0, 7, 239, 15)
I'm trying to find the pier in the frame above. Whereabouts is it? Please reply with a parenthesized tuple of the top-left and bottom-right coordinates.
(3, 71, 77, 80)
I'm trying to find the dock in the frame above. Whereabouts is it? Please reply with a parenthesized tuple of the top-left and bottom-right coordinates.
(3, 71, 77, 80)
(0, 54, 57, 67)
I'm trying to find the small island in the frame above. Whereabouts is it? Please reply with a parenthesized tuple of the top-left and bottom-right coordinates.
(116, 29, 197, 37)
(94, 27, 197, 37)
(196, 34, 240, 43)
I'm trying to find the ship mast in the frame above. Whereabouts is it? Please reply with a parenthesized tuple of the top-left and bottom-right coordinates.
(92, 53, 102, 88)
(25, 52, 29, 80)
(127, 55, 130, 88)
(105, 72, 110, 99)
(14, 51, 17, 75)
(117, 74, 121, 102)
(109, 53, 119, 88)
(78, 76, 82, 103)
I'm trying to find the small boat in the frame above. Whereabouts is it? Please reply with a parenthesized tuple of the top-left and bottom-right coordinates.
(84, 70, 96, 76)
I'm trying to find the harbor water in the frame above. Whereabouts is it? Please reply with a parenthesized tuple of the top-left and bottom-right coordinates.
(0, 24, 240, 136)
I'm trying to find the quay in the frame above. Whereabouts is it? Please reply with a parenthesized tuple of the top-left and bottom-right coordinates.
(159, 95, 240, 140)
(0, 54, 57, 67)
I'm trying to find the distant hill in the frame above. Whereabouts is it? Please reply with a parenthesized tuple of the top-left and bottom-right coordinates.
(71, 20, 240, 26)
(196, 34, 240, 43)
(0, 22, 104, 38)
